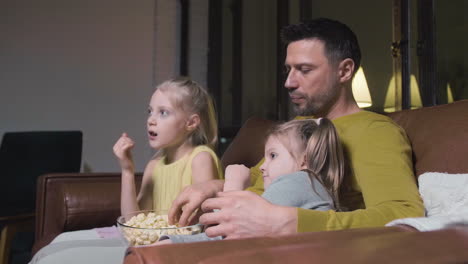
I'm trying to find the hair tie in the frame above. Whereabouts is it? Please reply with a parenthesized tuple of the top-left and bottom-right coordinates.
(315, 118, 323, 125)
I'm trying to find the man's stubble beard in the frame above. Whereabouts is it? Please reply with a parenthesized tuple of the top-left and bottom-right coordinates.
(292, 98, 318, 116)
(291, 75, 341, 117)
(292, 88, 337, 117)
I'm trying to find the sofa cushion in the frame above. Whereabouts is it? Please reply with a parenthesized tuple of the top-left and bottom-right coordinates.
(388, 100, 468, 177)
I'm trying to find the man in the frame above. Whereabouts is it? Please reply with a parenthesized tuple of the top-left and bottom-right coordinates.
(169, 18, 424, 238)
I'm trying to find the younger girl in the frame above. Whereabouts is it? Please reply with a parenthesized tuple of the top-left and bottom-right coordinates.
(160, 117, 346, 243)
(113, 77, 223, 217)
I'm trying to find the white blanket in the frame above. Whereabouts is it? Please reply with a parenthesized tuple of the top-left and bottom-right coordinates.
(386, 172, 468, 231)
(30, 228, 127, 264)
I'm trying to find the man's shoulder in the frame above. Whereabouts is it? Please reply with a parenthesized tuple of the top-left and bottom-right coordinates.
(334, 110, 401, 131)
(335, 110, 392, 123)
(333, 110, 408, 146)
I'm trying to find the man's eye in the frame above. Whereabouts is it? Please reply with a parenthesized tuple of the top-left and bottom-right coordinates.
(300, 68, 311, 74)
(283, 67, 290, 75)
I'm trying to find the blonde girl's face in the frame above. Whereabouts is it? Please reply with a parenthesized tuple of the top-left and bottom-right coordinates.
(259, 135, 303, 189)
(147, 89, 191, 150)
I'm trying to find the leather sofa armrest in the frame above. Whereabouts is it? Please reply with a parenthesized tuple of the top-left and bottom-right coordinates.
(33, 172, 142, 254)
(123, 226, 468, 263)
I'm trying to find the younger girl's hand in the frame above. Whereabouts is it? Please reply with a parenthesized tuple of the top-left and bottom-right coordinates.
(224, 164, 251, 192)
(113, 132, 135, 171)
(155, 239, 173, 245)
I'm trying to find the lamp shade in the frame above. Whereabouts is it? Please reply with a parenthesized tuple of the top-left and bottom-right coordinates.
(384, 75, 422, 112)
(447, 83, 454, 103)
(352, 67, 372, 108)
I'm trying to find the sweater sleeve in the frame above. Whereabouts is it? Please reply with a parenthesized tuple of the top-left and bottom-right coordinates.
(245, 158, 265, 195)
(297, 120, 425, 232)
(262, 172, 334, 211)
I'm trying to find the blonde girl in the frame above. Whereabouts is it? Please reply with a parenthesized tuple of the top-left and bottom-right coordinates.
(258, 117, 346, 211)
(225, 117, 346, 211)
(113, 77, 223, 217)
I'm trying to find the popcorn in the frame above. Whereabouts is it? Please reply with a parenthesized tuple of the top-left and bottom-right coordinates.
(118, 211, 202, 246)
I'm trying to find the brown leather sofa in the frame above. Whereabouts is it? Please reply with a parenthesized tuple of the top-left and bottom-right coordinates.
(32, 100, 468, 262)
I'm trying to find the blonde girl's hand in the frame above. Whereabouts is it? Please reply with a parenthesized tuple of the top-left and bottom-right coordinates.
(113, 132, 135, 171)
(223, 164, 251, 192)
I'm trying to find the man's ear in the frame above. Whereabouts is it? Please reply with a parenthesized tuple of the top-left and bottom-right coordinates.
(186, 114, 200, 131)
(338, 58, 355, 83)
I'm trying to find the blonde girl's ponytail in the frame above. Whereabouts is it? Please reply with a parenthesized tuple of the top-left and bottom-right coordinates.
(304, 118, 345, 211)
(196, 92, 218, 148)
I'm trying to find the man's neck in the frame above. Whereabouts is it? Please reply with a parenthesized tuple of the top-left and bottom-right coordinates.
(322, 86, 362, 120)
(324, 101, 361, 120)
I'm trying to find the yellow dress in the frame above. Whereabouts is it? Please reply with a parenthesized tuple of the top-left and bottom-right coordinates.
(152, 145, 223, 212)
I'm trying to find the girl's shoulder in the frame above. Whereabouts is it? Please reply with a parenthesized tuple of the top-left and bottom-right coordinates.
(189, 145, 224, 180)
(189, 145, 221, 168)
(189, 145, 218, 159)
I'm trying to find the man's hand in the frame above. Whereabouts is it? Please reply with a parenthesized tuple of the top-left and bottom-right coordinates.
(200, 191, 298, 239)
(168, 179, 224, 226)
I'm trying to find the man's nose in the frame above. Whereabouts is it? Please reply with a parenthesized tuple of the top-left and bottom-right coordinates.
(284, 70, 297, 90)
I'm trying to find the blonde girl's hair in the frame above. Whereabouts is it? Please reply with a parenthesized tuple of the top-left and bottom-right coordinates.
(156, 77, 218, 149)
(268, 118, 346, 210)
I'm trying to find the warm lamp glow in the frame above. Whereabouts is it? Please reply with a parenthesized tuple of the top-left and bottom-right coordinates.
(384, 75, 422, 112)
(352, 67, 372, 108)
(447, 83, 454, 103)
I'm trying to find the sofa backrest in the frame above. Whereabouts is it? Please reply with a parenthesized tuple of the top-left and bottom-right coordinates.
(388, 100, 468, 178)
(221, 117, 276, 169)
(222, 100, 468, 179)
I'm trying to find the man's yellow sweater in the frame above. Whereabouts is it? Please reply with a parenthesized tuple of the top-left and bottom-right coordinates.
(247, 111, 424, 232)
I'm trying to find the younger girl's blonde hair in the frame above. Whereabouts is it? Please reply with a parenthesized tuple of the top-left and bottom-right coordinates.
(156, 77, 218, 149)
(268, 118, 345, 210)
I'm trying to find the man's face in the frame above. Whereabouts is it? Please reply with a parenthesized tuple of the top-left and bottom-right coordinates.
(284, 39, 340, 116)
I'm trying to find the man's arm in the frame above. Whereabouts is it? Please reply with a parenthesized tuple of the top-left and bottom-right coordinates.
(200, 191, 297, 239)
(296, 119, 424, 231)
(205, 118, 424, 237)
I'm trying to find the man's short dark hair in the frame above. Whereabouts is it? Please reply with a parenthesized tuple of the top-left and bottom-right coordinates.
(281, 18, 361, 73)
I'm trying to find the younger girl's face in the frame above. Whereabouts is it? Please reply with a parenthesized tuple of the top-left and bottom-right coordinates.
(259, 135, 303, 189)
(147, 89, 190, 149)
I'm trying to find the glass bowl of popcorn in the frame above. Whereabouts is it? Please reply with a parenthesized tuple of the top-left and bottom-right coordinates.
(116, 210, 203, 246)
